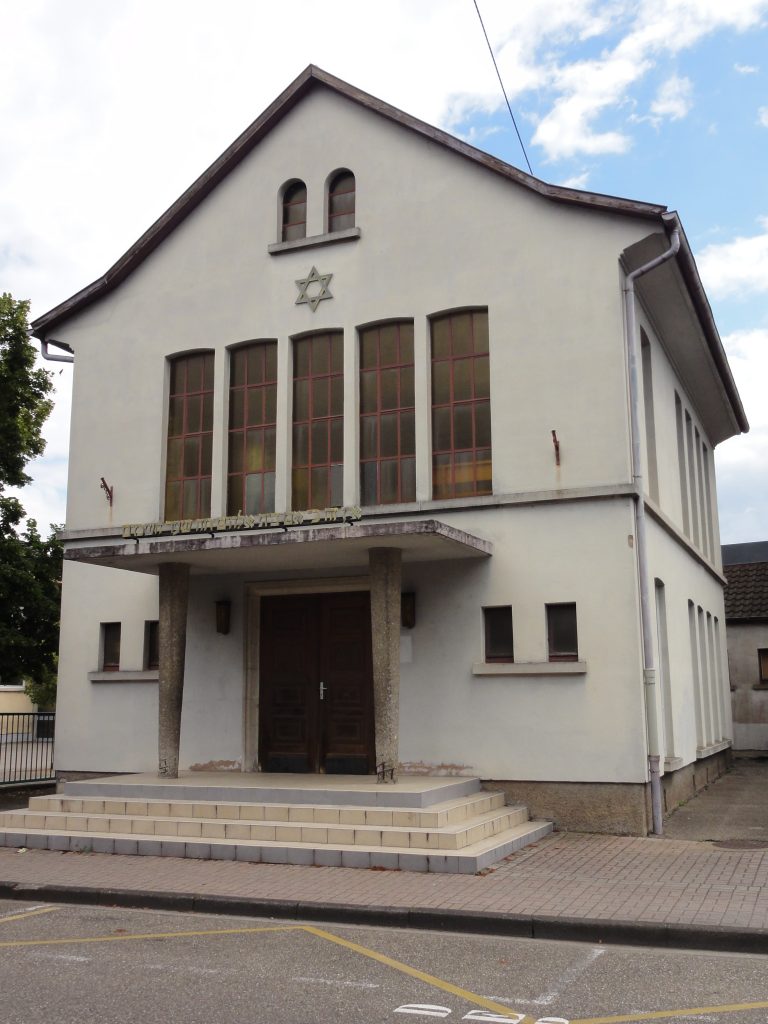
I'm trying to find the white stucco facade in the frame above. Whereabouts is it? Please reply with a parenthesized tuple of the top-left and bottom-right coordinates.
(35, 68, 746, 832)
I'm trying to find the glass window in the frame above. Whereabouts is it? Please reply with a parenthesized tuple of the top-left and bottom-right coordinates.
(227, 342, 277, 515)
(359, 321, 415, 506)
(282, 180, 307, 242)
(759, 649, 768, 684)
(328, 170, 355, 232)
(430, 309, 492, 499)
(292, 331, 343, 509)
(165, 352, 214, 521)
(484, 607, 514, 662)
(101, 623, 121, 672)
(547, 603, 578, 662)
(145, 621, 159, 671)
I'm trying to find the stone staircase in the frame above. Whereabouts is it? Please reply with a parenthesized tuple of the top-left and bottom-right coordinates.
(0, 774, 552, 873)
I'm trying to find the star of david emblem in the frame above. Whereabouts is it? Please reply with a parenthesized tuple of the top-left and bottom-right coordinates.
(295, 265, 333, 312)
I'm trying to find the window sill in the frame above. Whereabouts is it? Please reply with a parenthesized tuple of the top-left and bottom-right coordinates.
(696, 738, 731, 758)
(89, 671, 159, 683)
(472, 661, 587, 677)
(267, 226, 361, 255)
(752, 683, 768, 691)
(0, 684, 25, 692)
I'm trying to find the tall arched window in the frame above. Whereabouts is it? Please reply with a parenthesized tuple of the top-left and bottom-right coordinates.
(328, 170, 355, 232)
(227, 341, 277, 515)
(165, 351, 214, 520)
(282, 180, 307, 242)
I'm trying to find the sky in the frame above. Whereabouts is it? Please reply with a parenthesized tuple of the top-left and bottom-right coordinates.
(2, 0, 767, 543)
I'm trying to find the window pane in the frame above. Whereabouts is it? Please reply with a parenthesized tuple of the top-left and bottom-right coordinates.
(284, 221, 305, 242)
(485, 607, 514, 661)
(146, 621, 159, 671)
(453, 359, 472, 402)
(227, 475, 242, 515)
(312, 334, 329, 374)
(331, 333, 343, 373)
(165, 481, 181, 521)
(294, 338, 310, 377)
(330, 464, 343, 506)
(311, 420, 329, 463)
(453, 404, 473, 450)
(380, 324, 398, 365)
(293, 424, 309, 466)
(312, 378, 329, 417)
(186, 355, 203, 392)
(452, 314, 472, 355)
(380, 460, 399, 504)
(473, 311, 489, 353)
(293, 379, 309, 420)
(247, 345, 264, 385)
(169, 397, 184, 436)
(265, 342, 277, 382)
(245, 473, 263, 514)
(401, 458, 416, 501)
(360, 415, 377, 459)
(311, 466, 328, 506)
(330, 212, 354, 231)
(360, 371, 378, 413)
(453, 451, 475, 496)
(247, 388, 263, 426)
(229, 389, 244, 429)
(432, 361, 450, 404)
(245, 429, 264, 472)
(182, 478, 198, 517)
(200, 432, 212, 475)
(263, 472, 275, 512)
(264, 427, 276, 472)
(380, 368, 398, 410)
(330, 417, 343, 463)
(400, 411, 415, 456)
(475, 401, 491, 448)
(264, 384, 276, 424)
(203, 354, 214, 391)
(199, 476, 211, 516)
(231, 348, 246, 387)
(476, 450, 492, 493)
(185, 395, 202, 433)
(400, 365, 414, 407)
(202, 392, 213, 431)
(361, 462, 378, 506)
(102, 623, 121, 671)
(432, 453, 451, 498)
(399, 323, 414, 363)
(183, 436, 200, 477)
(474, 354, 490, 399)
(759, 649, 768, 682)
(170, 360, 184, 395)
(360, 331, 378, 369)
(292, 469, 309, 510)
(166, 438, 183, 480)
(432, 406, 452, 451)
(432, 317, 451, 358)
(330, 375, 343, 414)
(380, 413, 398, 457)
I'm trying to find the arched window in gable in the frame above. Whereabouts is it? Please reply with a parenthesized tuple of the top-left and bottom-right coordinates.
(282, 180, 307, 242)
(327, 170, 355, 232)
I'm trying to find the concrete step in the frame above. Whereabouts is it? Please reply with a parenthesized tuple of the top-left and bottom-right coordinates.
(2, 803, 527, 851)
(0, 818, 553, 873)
(27, 790, 506, 829)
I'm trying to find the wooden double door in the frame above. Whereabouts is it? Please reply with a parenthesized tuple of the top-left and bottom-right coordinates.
(258, 591, 375, 774)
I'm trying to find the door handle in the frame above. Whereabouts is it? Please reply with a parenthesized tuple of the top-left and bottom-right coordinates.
(319, 680, 327, 701)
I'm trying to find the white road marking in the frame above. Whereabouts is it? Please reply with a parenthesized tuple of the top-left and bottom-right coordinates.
(30, 952, 91, 963)
(395, 1005, 452, 1017)
(0, 904, 50, 919)
(292, 974, 379, 989)
(531, 948, 606, 1005)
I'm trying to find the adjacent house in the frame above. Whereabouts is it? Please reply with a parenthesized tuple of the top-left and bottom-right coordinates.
(28, 66, 746, 835)
(722, 541, 768, 752)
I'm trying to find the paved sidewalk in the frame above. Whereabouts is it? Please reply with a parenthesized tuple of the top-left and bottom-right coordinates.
(2, 830, 768, 952)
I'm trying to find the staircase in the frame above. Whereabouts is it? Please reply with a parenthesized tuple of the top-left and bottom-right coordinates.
(0, 773, 552, 873)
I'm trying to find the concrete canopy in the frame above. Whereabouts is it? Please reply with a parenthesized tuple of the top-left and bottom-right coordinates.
(62, 518, 492, 575)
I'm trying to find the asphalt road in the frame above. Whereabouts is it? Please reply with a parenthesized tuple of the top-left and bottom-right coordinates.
(1, 900, 767, 1024)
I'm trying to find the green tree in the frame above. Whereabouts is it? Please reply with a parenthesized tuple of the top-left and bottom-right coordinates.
(0, 294, 61, 702)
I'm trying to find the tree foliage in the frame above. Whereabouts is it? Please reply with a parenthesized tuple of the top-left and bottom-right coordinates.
(0, 294, 61, 701)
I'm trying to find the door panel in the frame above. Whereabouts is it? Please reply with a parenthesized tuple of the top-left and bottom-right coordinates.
(259, 592, 374, 774)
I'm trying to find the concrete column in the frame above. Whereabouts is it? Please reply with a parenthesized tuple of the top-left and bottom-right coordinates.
(369, 547, 401, 779)
(158, 562, 190, 779)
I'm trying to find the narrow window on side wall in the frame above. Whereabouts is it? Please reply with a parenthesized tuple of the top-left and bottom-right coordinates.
(145, 621, 159, 671)
(759, 649, 768, 684)
(546, 603, 578, 662)
(101, 622, 121, 672)
(484, 606, 514, 663)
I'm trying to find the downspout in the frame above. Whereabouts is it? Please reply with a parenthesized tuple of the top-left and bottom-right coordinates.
(38, 337, 75, 364)
(623, 221, 680, 836)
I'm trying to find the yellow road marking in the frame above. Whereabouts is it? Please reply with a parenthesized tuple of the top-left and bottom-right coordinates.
(0, 907, 58, 925)
(573, 1002, 768, 1024)
(302, 925, 528, 1021)
(0, 923, 301, 949)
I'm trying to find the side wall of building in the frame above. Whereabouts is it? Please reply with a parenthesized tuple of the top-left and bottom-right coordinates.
(728, 621, 768, 750)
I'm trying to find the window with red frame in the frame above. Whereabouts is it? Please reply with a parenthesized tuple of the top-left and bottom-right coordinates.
(282, 180, 307, 242)
(430, 309, 491, 499)
(359, 321, 415, 506)
(328, 171, 355, 232)
(292, 331, 344, 509)
(227, 342, 277, 515)
(165, 352, 214, 520)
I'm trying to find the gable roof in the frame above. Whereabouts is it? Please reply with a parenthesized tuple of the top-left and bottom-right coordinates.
(724, 560, 768, 621)
(31, 65, 666, 343)
(27, 65, 748, 434)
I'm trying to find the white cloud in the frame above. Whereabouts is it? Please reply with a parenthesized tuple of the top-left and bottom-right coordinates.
(558, 171, 591, 188)
(758, 106, 768, 126)
(697, 218, 768, 298)
(734, 62, 760, 72)
(650, 75, 693, 120)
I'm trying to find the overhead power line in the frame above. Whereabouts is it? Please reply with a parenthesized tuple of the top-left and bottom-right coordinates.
(471, 0, 534, 177)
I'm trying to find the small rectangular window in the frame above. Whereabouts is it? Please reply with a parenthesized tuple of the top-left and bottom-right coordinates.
(145, 621, 159, 671)
(484, 606, 514, 662)
(759, 649, 768, 684)
(547, 603, 578, 662)
(101, 623, 121, 672)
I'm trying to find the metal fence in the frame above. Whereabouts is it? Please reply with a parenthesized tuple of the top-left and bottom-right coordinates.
(0, 713, 55, 785)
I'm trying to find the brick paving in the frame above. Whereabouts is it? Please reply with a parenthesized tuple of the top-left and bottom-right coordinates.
(2, 831, 768, 933)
